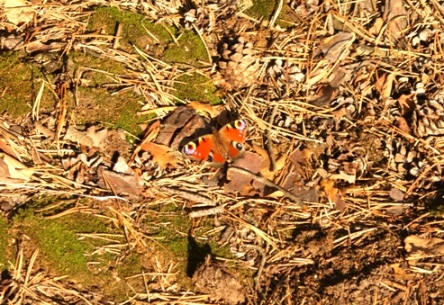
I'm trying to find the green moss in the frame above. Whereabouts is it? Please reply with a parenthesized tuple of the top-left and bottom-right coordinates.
(0, 51, 54, 116)
(69, 51, 149, 135)
(87, 6, 174, 52)
(0, 216, 9, 270)
(12, 209, 143, 301)
(245, 0, 277, 20)
(162, 30, 209, 66)
(174, 73, 221, 104)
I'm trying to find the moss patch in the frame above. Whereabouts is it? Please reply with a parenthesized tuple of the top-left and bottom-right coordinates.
(173, 73, 220, 104)
(0, 216, 9, 271)
(163, 30, 210, 66)
(87, 6, 174, 53)
(246, 0, 277, 20)
(70, 51, 149, 135)
(0, 51, 55, 116)
(13, 208, 144, 301)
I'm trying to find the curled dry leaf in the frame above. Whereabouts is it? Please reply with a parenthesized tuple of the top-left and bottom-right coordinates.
(99, 169, 143, 200)
(225, 152, 264, 196)
(187, 101, 222, 118)
(320, 178, 345, 210)
(404, 235, 444, 257)
(140, 141, 179, 168)
(0, 153, 34, 182)
(317, 31, 355, 63)
(383, 0, 408, 41)
(1, 0, 35, 26)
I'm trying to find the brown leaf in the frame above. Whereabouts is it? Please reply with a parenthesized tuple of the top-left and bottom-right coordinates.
(395, 117, 411, 134)
(187, 101, 221, 118)
(389, 187, 405, 201)
(140, 142, 179, 168)
(0, 153, 34, 181)
(99, 169, 143, 199)
(383, 0, 408, 41)
(397, 93, 415, 116)
(226, 152, 264, 196)
(309, 84, 339, 107)
(405, 236, 444, 256)
(317, 31, 355, 63)
(320, 179, 345, 210)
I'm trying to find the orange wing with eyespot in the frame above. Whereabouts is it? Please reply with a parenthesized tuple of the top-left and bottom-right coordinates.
(181, 119, 247, 166)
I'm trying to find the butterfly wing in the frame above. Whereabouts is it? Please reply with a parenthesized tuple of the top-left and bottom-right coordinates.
(217, 119, 247, 160)
(181, 134, 227, 165)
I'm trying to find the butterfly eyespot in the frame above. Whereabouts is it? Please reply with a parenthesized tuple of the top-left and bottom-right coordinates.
(206, 152, 214, 162)
(235, 120, 247, 130)
(232, 141, 243, 151)
(183, 142, 197, 156)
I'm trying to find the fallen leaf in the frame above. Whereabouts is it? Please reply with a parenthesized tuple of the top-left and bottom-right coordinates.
(226, 152, 264, 196)
(405, 235, 444, 256)
(187, 101, 221, 118)
(317, 31, 355, 63)
(389, 187, 404, 201)
(397, 93, 415, 116)
(395, 117, 411, 134)
(1, 0, 35, 26)
(141, 142, 179, 168)
(383, 0, 408, 41)
(320, 179, 345, 210)
(330, 170, 356, 184)
(64, 126, 94, 147)
(113, 156, 134, 175)
(99, 169, 143, 199)
(0, 153, 34, 181)
(391, 263, 415, 280)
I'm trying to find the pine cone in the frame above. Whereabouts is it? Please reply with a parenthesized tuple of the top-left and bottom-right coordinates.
(412, 89, 444, 138)
(217, 36, 260, 90)
(267, 58, 304, 90)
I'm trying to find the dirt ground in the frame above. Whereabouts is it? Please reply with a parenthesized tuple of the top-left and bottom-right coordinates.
(1, 0, 444, 304)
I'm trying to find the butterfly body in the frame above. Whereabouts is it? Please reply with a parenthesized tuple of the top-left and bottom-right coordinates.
(182, 119, 247, 166)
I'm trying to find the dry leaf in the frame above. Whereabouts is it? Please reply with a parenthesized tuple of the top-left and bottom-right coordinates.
(1, 0, 35, 26)
(317, 31, 355, 63)
(395, 117, 411, 134)
(391, 263, 415, 281)
(86, 126, 109, 148)
(252, 144, 285, 180)
(383, 0, 408, 41)
(330, 170, 356, 184)
(405, 236, 444, 256)
(226, 152, 264, 196)
(0, 153, 34, 181)
(113, 156, 134, 175)
(141, 142, 179, 168)
(320, 179, 345, 210)
(99, 169, 142, 199)
(187, 101, 221, 118)
(389, 187, 404, 201)
(397, 93, 415, 115)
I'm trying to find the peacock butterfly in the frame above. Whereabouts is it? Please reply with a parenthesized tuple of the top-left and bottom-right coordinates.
(181, 119, 247, 167)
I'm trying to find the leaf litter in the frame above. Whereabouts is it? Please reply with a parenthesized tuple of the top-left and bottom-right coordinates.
(1, 0, 444, 304)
